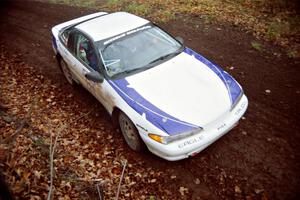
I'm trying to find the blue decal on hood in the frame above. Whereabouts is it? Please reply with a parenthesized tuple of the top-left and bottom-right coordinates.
(184, 48, 242, 106)
(108, 79, 200, 135)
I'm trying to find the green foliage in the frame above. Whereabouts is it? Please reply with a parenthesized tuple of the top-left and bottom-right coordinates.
(203, 15, 215, 24)
(251, 41, 263, 52)
(33, 137, 45, 147)
(153, 10, 175, 22)
(287, 50, 297, 58)
(148, 195, 156, 200)
(107, 0, 120, 6)
(267, 22, 282, 39)
(49, 0, 96, 7)
(125, 3, 150, 16)
(182, 0, 198, 6)
(161, 10, 175, 22)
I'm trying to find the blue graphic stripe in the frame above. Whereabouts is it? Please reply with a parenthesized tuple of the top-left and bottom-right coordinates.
(184, 48, 242, 106)
(108, 79, 200, 135)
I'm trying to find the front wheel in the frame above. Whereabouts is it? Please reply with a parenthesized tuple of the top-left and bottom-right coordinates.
(118, 112, 145, 152)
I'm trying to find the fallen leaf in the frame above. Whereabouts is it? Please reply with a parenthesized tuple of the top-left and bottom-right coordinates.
(255, 188, 264, 194)
(195, 178, 200, 185)
(179, 186, 188, 196)
(34, 170, 41, 179)
(265, 89, 271, 93)
(150, 179, 156, 183)
(235, 185, 242, 193)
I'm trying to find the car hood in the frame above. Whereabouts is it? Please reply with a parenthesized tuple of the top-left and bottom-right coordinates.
(109, 48, 242, 135)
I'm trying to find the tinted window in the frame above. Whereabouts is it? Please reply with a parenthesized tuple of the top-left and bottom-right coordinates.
(61, 29, 71, 45)
(75, 32, 99, 71)
(67, 30, 76, 53)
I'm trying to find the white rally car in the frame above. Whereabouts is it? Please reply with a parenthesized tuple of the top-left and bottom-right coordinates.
(52, 12, 248, 161)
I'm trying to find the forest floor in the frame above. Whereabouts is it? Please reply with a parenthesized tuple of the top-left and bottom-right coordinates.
(0, 0, 299, 199)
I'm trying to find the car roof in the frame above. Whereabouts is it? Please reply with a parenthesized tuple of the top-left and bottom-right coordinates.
(75, 12, 149, 42)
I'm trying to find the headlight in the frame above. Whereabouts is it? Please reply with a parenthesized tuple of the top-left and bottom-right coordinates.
(148, 128, 202, 144)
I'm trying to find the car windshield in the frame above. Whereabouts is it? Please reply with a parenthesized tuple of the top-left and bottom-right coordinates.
(98, 25, 182, 78)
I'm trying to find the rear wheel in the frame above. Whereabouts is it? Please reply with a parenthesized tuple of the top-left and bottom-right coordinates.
(118, 112, 145, 151)
(60, 59, 74, 85)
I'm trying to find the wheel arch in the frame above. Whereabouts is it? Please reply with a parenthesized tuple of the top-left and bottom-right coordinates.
(53, 50, 64, 74)
(113, 106, 147, 151)
(55, 52, 62, 69)
(111, 106, 140, 133)
(111, 106, 122, 129)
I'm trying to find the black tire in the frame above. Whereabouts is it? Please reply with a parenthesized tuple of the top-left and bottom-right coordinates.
(118, 112, 145, 152)
(60, 59, 74, 85)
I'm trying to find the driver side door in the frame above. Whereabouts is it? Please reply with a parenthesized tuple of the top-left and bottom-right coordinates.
(73, 31, 114, 112)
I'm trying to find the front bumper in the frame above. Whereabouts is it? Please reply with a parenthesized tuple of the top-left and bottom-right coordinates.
(140, 95, 248, 161)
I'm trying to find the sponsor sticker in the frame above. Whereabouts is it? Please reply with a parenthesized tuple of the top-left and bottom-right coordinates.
(234, 101, 246, 116)
(103, 25, 151, 45)
(178, 135, 203, 149)
(217, 123, 227, 131)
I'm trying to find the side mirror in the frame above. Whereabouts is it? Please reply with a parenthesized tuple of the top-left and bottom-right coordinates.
(85, 71, 104, 83)
(175, 36, 184, 45)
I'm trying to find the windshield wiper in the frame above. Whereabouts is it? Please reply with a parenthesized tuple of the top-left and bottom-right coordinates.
(149, 49, 182, 65)
(119, 67, 143, 76)
(110, 48, 183, 79)
(110, 66, 148, 79)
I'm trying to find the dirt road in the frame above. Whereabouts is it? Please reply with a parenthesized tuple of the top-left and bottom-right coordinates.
(0, 0, 299, 199)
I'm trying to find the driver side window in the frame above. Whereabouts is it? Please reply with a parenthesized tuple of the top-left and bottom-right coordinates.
(75, 33, 99, 71)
